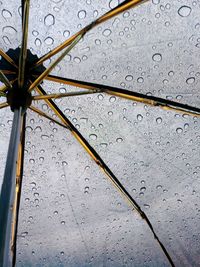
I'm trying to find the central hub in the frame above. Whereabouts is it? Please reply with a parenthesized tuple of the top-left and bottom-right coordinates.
(0, 48, 46, 112)
(6, 84, 32, 112)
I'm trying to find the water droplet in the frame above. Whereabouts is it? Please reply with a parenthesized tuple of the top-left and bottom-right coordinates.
(152, 53, 162, 62)
(78, 10, 86, 19)
(137, 77, 144, 83)
(44, 37, 54, 45)
(140, 187, 146, 192)
(176, 127, 183, 134)
(186, 77, 195, 84)
(125, 75, 133, 81)
(156, 117, 162, 124)
(44, 14, 55, 26)
(178, 6, 191, 17)
(109, 96, 116, 103)
(2, 9, 12, 19)
(2, 26, 17, 35)
(116, 137, 123, 143)
(89, 134, 97, 140)
(32, 30, 39, 36)
(63, 30, 70, 38)
(35, 38, 42, 47)
(103, 29, 112, 37)
(137, 114, 143, 121)
(109, 0, 119, 9)
(100, 143, 108, 148)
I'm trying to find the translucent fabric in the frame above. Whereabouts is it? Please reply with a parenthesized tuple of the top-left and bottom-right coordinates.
(0, 0, 200, 266)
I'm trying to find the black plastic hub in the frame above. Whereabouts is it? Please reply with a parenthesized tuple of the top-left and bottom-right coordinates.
(0, 48, 46, 112)
(6, 84, 32, 112)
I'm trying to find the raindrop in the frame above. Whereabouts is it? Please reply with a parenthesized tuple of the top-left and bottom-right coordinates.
(78, 10, 86, 19)
(29, 159, 35, 164)
(35, 38, 42, 47)
(140, 187, 146, 192)
(103, 29, 112, 37)
(63, 30, 70, 38)
(2, 9, 12, 19)
(35, 126, 42, 132)
(32, 30, 39, 36)
(186, 77, 195, 84)
(125, 75, 133, 81)
(44, 37, 54, 45)
(137, 114, 143, 121)
(59, 87, 66, 93)
(2, 26, 17, 35)
(89, 134, 97, 140)
(144, 204, 150, 209)
(109, 96, 116, 103)
(137, 77, 144, 83)
(178, 6, 191, 17)
(116, 137, 123, 143)
(109, 0, 119, 9)
(3, 36, 11, 45)
(74, 57, 81, 63)
(95, 39, 101, 45)
(156, 117, 162, 124)
(100, 143, 108, 148)
(152, 53, 162, 62)
(176, 127, 183, 134)
(41, 134, 49, 140)
(44, 14, 55, 26)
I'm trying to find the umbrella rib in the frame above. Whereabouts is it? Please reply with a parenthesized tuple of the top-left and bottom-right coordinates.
(32, 90, 100, 100)
(11, 113, 26, 267)
(35, 84, 175, 267)
(0, 49, 18, 69)
(0, 102, 9, 109)
(33, 0, 149, 67)
(29, 106, 69, 129)
(0, 71, 12, 89)
(18, 0, 30, 88)
(0, 79, 18, 94)
(1, 70, 16, 75)
(28, 34, 83, 92)
(44, 74, 200, 117)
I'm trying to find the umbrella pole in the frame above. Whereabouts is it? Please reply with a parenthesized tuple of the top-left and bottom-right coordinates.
(0, 107, 24, 267)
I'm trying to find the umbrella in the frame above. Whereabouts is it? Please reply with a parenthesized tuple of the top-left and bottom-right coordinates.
(0, 0, 199, 266)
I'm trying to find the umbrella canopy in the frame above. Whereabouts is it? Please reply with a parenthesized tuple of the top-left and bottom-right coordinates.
(0, 0, 200, 266)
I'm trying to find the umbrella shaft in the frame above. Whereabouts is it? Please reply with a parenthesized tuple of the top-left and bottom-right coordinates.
(0, 108, 23, 267)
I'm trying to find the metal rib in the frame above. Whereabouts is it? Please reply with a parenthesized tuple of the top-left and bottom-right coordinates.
(0, 102, 9, 109)
(35, 84, 175, 267)
(0, 71, 12, 89)
(28, 34, 83, 92)
(18, 0, 30, 88)
(0, 49, 18, 69)
(33, 0, 148, 67)
(44, 74, 200, 118)
(1, 70, 16, 75)
(0, 79, 17, 93)
(32, 90, 100, 100)
(29, 106, 69, 129)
